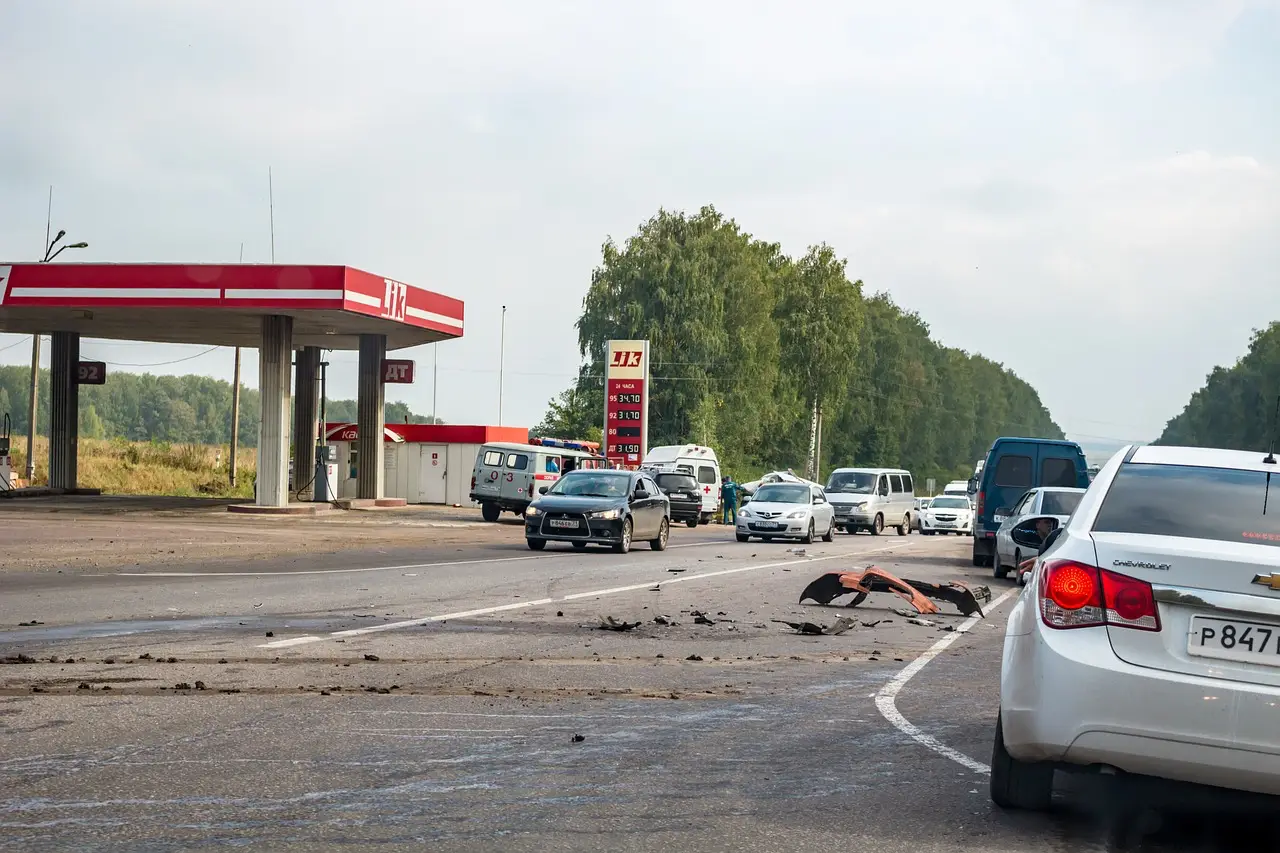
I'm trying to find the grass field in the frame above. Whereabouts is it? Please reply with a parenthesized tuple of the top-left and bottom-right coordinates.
(8, 437, 256, 498)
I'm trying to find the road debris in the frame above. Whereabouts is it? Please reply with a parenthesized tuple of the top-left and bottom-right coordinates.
(667, 568, 687, 574)
(597, 616, 641, 632)
(691, 610, 716, 626)
(17, 620, 44, 627)
(571, 734, 586, 743)
(787, 548, 807, 557)
(799, 566, 992, 617)
(907, 617, 937, 627)
(772, 616, 857, 636)
(363, 654, 381, 661)
(686, 654, 704, 661)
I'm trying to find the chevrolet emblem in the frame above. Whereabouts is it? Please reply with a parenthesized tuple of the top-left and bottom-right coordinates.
(1252, 573, 1280, 592)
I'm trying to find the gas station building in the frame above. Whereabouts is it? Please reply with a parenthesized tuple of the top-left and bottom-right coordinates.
(0, 263, 464, 508)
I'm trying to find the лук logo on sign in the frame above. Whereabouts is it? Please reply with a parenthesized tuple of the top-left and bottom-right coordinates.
(382, 278, 408, 322)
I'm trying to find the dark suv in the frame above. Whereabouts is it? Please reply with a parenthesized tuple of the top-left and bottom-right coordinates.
(654, 472, 702, 528)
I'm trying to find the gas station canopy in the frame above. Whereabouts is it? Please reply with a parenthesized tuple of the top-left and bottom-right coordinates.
(0, 263, 464, 350)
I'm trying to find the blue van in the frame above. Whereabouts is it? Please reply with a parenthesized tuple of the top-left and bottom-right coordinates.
(968, 437, 1090, 571)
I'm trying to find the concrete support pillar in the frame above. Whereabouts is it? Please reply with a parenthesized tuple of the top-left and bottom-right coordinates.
(256, 315, 293, 507)
(356, 333, 386, 500)
(292, 345, 321, 499)
(48, 332, 80, 491)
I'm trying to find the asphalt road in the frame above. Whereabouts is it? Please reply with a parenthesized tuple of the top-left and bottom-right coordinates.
(2, 525, 1276, 852)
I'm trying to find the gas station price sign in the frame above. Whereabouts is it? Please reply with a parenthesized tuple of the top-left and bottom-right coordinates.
(603, 339, 650, 466)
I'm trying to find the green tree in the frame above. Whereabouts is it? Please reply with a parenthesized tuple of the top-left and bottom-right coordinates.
(79, 403, 106, 440)
(775, 244, 864, 477)
(1156, 322, 1280, 449)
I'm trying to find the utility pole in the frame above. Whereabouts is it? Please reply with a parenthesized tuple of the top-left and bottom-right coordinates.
(229, 242, 244, 487)
(27, 186, 88, 484)
(431, 343, 438, 424)
(497, 305, 507, 425)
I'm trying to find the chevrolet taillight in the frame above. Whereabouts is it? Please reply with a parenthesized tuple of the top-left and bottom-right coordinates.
(1039, 559, 1160, 632)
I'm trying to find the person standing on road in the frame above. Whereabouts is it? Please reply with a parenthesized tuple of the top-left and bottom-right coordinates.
(721, 475, 738, 524)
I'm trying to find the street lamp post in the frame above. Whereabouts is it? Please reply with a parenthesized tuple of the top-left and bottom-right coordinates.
(25, 228, 88, 483)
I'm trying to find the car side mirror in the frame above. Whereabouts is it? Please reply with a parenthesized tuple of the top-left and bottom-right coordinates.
(633, 488, 649, 500)
(967, 477, 977, 492)
(1010, 516, 1059, 550)
(538, 486, 549, 495)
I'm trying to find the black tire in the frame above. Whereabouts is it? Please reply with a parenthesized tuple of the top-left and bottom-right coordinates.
(481, 502, 501, 522)
(613, 518, 633, 554)
(842, 525, 855, 535)
(922, 529, 934, 536)
(896, 514, 910, 536)
(821, 520, 835, 542)
(526, 538, 546, 551)
(685, 519, 698, 529)
(990, 713, 1054, 811)
(650, 517, 669, 551)
(972, 546, 985, 567)
(800, 520, 815, 544)
(735, 533, 750, 543)
(572, 541, 588, 550)
(870, 514, 884, 536)
(699, 513, 711, 526)
(993, 549, 1008, 578)
(762, 536, 773, 543)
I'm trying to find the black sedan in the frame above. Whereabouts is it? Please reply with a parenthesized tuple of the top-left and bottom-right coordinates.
(653, 472, 703, 528)
(524, 469, 670, 553)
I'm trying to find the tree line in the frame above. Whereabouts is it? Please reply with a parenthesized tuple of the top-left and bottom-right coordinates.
(1156, 321, 1280, 449)
(534, 205, 1065, 486)
(0, 365, 438, 448)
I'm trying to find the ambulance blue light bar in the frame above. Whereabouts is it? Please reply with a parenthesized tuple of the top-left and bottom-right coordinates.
(528, 436, 601, 452)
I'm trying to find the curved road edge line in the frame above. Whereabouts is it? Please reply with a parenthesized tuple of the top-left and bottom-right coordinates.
(873, 586, 1020, 775)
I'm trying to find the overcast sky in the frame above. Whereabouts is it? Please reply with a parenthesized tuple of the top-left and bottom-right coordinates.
(2, 0, 1277, 446)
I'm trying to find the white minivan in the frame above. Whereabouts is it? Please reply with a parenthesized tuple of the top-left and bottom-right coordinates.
(824, 467, 917, 535)
(640, 444, 721, 525)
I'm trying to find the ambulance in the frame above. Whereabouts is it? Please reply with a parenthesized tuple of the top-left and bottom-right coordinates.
(640, 444, 721, 525)
(470, 437, 608, 521)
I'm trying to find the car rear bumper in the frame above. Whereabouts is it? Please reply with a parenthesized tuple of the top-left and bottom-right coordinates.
(1002, 627, 1280, 796)
(668, 501, 701, 521)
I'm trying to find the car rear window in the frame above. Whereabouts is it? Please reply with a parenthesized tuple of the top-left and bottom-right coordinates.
(993, 454, 1032, 488)
(656, 474, 698, 491)
(1040, 491, 1083, 516)
(1092, 463, 1280, 547)
(482, 450, 503, 466)
(697, 466, 717, 484)
(1041, 456, 1078, 488)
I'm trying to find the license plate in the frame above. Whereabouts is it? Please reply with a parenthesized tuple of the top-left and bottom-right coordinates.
(1188, 615, 1280, 667)
(548, 519, 579, 529)
(993, 515, 1006, 524)
(936, 522, 954, 528)
(757, 522, 783, 530)
(670, 493, 686, 499)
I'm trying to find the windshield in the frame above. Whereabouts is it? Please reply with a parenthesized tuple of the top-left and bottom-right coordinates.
(753, 484, 810, 504)
(930, 496, 969, 509)
(546, 471, 631, 498)
(825, 472, 875, 493)
(655, 474, 698, 491)
(1093, 463, 1280, 547)
(1040, 490, 1083, 516)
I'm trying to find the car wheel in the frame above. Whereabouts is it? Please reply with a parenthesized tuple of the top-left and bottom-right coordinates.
(526, 538, 546, 551)
(800, 520, 815, 545)
(481, 502, 501, 522)
(572, 541, 588, 550)
(896, 514, 910, 536)
(922, 529, 934, 536)
(822, 520, 835, 542)
(870, 514, 884, 536)
(972, 546, 985, 567)
(990, 713, 1054, 811)
(613, 518, 633, 554)
(686, 519, 698, 529)
(993, 549, 1009, 578)
(735, 533, 750, 542)
(650, 517, 669, 551)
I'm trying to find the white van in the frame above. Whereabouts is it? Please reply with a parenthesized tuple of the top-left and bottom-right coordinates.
(824, 467, 917, 535)
(471, 441, 608, 521)
(943, 480, 969, 497)
(640, 444, 721, 524)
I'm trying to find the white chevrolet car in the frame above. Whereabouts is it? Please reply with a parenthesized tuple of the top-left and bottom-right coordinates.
(993, 444, 1280, 809)
(919, 495, 973, 535)
(735, 482, 835, 544)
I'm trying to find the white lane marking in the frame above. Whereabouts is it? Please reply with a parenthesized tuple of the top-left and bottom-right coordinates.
(873, 586, 1019, 775)
(260, 635, 324, 648)
(113, 540, 719, 578)
(260, 543, 906, 648)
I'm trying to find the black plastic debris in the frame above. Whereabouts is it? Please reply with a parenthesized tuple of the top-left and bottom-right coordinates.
(364, 654, 381, 661)
(597, 617, 641, 632)
(691, 610, 716, 626)
(772, 616, 857, 636)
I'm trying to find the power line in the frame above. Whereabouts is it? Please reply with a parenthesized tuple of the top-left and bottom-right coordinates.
(99, 346, 223, 368)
